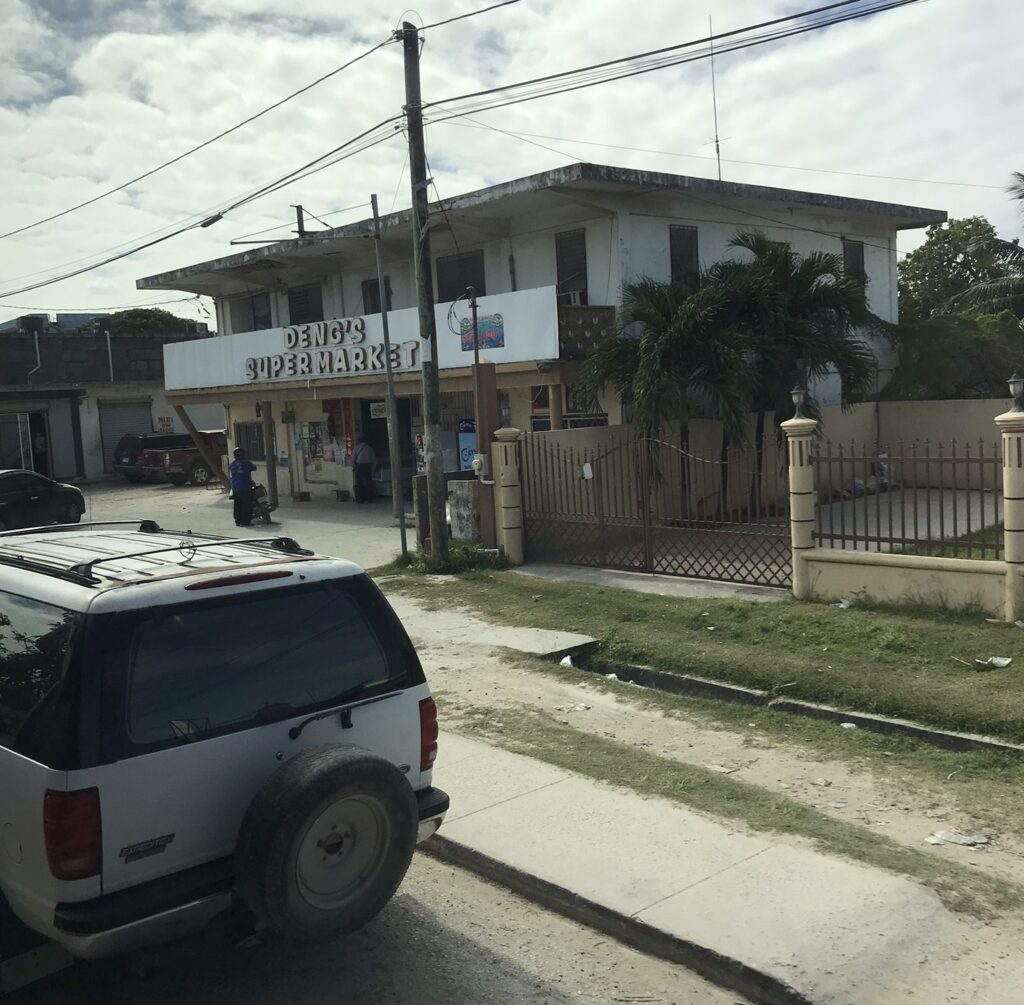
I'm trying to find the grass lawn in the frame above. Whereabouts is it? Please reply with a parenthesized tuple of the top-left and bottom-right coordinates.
(383, 570, 1024, 742)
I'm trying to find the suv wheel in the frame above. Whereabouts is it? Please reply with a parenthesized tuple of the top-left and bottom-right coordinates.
(187, 462, 211, 487)
(236, 746, 416, 942)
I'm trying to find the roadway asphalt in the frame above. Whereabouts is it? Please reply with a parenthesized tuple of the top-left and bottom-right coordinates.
(11, 856, 744, 1005)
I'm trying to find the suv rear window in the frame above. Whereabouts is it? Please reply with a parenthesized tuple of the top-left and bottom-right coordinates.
(0, 591, 78, 756)
(121, 578, 418, 751)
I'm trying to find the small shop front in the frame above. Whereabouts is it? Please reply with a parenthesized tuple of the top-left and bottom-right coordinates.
(163, 287, 566, 502)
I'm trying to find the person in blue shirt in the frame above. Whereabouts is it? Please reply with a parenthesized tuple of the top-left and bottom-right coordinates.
(229, 447, 257, 527)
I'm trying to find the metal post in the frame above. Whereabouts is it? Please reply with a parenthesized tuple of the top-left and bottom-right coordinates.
(371, 193, 408, 558)
(469, 286, 480, 367)
(260, 401, 278, 510)
(400, 21, 447, 561)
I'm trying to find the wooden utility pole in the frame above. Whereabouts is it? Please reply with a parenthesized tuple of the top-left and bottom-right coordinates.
(400, 20, 447, 562)
(371, 193, 408, 558)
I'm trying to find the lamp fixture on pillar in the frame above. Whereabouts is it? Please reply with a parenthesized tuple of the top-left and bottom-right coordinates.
(1009, 373, 1024, 413)
(790, 386, 808, 419)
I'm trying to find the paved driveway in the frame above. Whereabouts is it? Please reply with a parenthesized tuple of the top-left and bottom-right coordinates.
(78, 479, 409, 569)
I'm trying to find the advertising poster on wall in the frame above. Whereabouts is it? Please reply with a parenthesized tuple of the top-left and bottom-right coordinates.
(457, 419, 476, 471)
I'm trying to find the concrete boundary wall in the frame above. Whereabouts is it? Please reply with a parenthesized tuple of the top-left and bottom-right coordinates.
(802, 549, 1006, 617)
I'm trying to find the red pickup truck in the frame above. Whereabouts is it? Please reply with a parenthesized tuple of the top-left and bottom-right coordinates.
(140, 430, 227, 486)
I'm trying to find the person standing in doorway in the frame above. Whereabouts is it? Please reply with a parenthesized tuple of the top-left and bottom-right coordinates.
(352, 434, 376, 504)
(230, 447, 257, 526)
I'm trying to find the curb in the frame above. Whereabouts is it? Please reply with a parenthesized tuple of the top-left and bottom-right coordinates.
(422, 834, 814, 1005)
(575, 655, 1024, 757)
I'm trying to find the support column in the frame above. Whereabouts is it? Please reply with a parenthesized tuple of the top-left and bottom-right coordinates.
(996, 407, 1024, 620)
(780, 414, 819, 601)
(491, 427, 524, 565)
(548, 383, 564, 431)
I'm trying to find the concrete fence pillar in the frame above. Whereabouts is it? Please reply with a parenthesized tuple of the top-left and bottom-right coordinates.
(781, 414, 819, 601)
(996, 408, 1024, 620)
(491, 427, 524, 565)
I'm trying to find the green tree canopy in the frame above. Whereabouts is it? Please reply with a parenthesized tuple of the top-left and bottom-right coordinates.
(897, 216, 1018, 323)
(109, 307, 189, 336)
(883, 311, 1024, 400)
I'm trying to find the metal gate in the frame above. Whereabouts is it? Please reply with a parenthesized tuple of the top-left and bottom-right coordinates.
(520, 432, 792, 588)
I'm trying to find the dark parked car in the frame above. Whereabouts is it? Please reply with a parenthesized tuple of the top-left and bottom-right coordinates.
(0, 470, 84, 530)
(113, 433, 193, 481)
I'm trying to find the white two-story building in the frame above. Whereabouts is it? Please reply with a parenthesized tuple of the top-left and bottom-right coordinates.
(136, 162, 945, 501)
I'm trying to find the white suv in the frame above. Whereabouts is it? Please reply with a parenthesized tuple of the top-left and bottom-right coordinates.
(0, 521, 447, 966)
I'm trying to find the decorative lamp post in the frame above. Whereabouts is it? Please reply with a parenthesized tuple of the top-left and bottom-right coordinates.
(790, 385, 808, 419)
(1009, 373, 1024, 413)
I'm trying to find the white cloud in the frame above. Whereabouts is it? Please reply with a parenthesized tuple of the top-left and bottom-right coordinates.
(0, 0, 1022, 323)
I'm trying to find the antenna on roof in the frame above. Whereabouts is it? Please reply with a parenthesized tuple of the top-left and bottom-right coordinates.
(709, 15, 723, 183)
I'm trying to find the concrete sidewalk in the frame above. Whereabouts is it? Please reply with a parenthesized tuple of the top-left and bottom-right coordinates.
(430, 731, 1015, 1005)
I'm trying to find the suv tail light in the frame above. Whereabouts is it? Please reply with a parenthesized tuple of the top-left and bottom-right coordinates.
(44, 789, 102, 881)
(419, 698, 439, 771)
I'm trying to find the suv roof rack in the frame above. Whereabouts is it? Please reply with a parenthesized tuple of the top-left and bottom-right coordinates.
(68, 536, 314, 580)
(0, 553, 98, 586)
(0, 519, 165, 539)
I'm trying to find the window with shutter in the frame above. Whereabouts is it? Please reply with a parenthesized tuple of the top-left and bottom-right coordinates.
(842, 239, 865, 278)
(287, 284, 325, 325)
(555, 230, 588, 306)
(361, 277, 392, 314)
(436, 251, 485, 303)
(669, 225, 699, 284)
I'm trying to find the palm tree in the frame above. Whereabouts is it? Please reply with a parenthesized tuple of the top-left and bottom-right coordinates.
(960, 172, 1024, 316)
(582, 272, 752, 446)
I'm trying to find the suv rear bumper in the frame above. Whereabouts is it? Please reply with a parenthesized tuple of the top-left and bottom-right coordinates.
(52, 786, 450, 959)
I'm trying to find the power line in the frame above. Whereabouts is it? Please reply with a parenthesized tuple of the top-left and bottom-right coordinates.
(0, 119, 402, 298)
(1, 0, 526, 244)
(422, 0, 924, 122)
(419, 0, 521, 30)
(0, 39, 397, 243)
(438, 120, 1003, 191)
(229, 201, 370, 243)
(454, 112, 912, 259)
(0, 295, 203, 315)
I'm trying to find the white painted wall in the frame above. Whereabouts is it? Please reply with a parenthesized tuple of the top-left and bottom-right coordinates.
(206, 189, 913, 407)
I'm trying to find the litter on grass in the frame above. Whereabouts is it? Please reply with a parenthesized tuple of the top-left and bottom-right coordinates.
(926, 829, 990, 848)
(559, 655, 574, 667)
(975, 656, 1012, 669)
(833, 599, 852, 610)
(840, 722, 858, 729)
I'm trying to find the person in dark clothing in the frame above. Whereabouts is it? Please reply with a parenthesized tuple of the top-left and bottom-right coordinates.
(352, 434, 376, 504)
(229, 447, 257, 526)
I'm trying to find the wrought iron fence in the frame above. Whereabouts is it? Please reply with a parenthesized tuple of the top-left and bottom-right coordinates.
(813, 439, 1003, 558)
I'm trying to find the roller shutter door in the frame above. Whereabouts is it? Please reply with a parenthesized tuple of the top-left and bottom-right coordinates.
(99, 400, 153, 473)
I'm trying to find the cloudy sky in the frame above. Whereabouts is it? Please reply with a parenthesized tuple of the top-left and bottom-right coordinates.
(1, 0, 1022, 326)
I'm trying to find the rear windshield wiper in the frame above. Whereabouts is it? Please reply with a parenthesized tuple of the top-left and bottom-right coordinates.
(287, 677, 406, 740)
